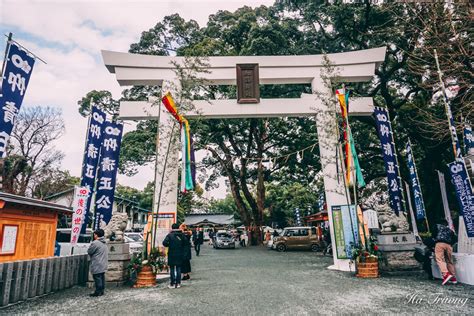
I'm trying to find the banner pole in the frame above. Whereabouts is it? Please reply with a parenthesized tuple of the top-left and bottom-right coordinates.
(151, 121, 177, 250)
(405, 181, 420, 240)
(0, 32, 11, 191)
(434, 49, 462, 160)
(3, 34, 47, 64)
(0, 33, 12, 85)
(149, 99, 162, 254)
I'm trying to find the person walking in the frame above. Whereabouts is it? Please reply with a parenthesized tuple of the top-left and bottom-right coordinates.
(193, 227, 204, 256)
(265, 230, 272, 245)
(272, 229, 279, 238)
(180, 224, 192, 281)
(163, 223, 187, 288)
(87, 229, 108, 297)
(208, 229, 214, 246)
(432, 220, 458, 285)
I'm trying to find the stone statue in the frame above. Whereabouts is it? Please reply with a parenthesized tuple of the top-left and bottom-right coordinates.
(368, 203, 409, 232)
(103, 212, 128, 242)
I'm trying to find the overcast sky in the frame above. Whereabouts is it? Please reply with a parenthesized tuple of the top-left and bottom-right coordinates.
(0, 0, 275, 197)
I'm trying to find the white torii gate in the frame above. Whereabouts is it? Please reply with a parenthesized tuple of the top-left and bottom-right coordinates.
(102, 47, 386, 271)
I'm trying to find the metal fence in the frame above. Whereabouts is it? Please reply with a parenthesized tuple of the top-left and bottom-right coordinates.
(0, 254, 89, 307)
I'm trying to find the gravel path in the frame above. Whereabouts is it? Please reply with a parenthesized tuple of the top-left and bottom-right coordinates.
(2, 244, 473, 315)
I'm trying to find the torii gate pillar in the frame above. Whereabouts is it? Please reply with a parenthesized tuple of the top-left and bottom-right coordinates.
(102, 47, 386, 271)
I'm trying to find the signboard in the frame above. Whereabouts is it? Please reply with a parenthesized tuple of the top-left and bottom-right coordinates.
(331, 205, 359, 259)
(363, 209, 379, 229)
(0, 225, 18, 254)
(70, 186, 89, 246)
(156, 213, 175, 246)
(0, 41, 36, 157)
(448, 160, 474, 237)
(236, 63, 260, 104)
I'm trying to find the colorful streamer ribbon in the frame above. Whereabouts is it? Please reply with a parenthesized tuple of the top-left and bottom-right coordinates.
(162, 93, 195, 192)
(336, 88, 365, 188)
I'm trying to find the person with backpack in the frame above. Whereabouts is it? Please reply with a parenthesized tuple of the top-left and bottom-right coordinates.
(163, 223, 187, 289)
(432, 219, 458, 285)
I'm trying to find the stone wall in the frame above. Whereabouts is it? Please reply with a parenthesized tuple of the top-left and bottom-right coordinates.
(0, 254, 89, 307)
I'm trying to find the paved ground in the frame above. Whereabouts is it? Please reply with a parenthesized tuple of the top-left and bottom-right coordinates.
(3, 244, 473, 315)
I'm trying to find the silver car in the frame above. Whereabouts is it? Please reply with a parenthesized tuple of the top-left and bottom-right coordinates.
(213, 232, 236, 249)
(124, 232, 144, 254)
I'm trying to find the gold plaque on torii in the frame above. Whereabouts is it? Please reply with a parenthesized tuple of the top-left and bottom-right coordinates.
(236, 64, 260, 104)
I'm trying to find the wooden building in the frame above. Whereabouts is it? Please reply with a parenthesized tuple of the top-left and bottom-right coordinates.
(184, 214, 235, 230)
(0, 192, 72, 262)
(46, 188, 151, 231)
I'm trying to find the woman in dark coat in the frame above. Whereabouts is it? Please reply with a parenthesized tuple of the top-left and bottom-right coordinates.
(180, 224, 192, 280)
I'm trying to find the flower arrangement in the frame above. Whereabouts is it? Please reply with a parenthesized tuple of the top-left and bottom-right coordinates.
(350, 237, 383, 264)
(127, 247, 167, 277)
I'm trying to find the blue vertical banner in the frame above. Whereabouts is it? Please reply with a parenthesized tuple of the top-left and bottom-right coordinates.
(294, 208, 302, 226)
(94, 120, 123, 230)
(0, 41, 36, 157)
(464, 123, 474, 155)
(374, 107, 403, 215)
(448, 161, 474, 237)
(79, 106, 106, 233)
(318, 192, 325, 212)
(406, 141, 426, 220)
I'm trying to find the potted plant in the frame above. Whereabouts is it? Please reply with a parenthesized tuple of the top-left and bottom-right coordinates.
(128, 248, 166, 287)
(351, 238, 382, 278)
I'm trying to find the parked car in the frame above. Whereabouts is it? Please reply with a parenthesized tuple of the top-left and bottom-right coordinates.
(213, 231, 236, 249)
(124, 232, 144, 254)
(272, 226, 323, 252)
(124, 232, 144, 242)
(56, 228, 92, 256)
(57, 229, 143, 256)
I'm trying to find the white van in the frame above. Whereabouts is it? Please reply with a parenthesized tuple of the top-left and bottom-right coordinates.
(56, 228, 92, 256)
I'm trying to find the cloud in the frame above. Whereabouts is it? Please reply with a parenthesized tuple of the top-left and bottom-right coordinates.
(0, 0, 274, 194)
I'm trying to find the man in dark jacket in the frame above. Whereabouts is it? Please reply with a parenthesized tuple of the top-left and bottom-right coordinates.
(163, 223, 186, 288)
(192, 228, 204, 256)
(87, 229, 108, 296)
(432, 220, 458, 285)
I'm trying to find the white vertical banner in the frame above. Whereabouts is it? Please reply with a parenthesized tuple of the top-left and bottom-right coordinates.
(70, 186, 90, 246)
(437, 170, 454, 230)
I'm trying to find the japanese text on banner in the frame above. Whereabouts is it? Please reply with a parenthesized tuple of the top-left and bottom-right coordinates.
(79, 106, 106, 233)
(94, 120, 123, 230)
(464, 124, 474, 155)
(70, 186, 89, 246)
(448, 161, 474, 237)
(0, 41, 36, 157)
(406, 142, 426, 220)
(373, 107, 403, 215)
